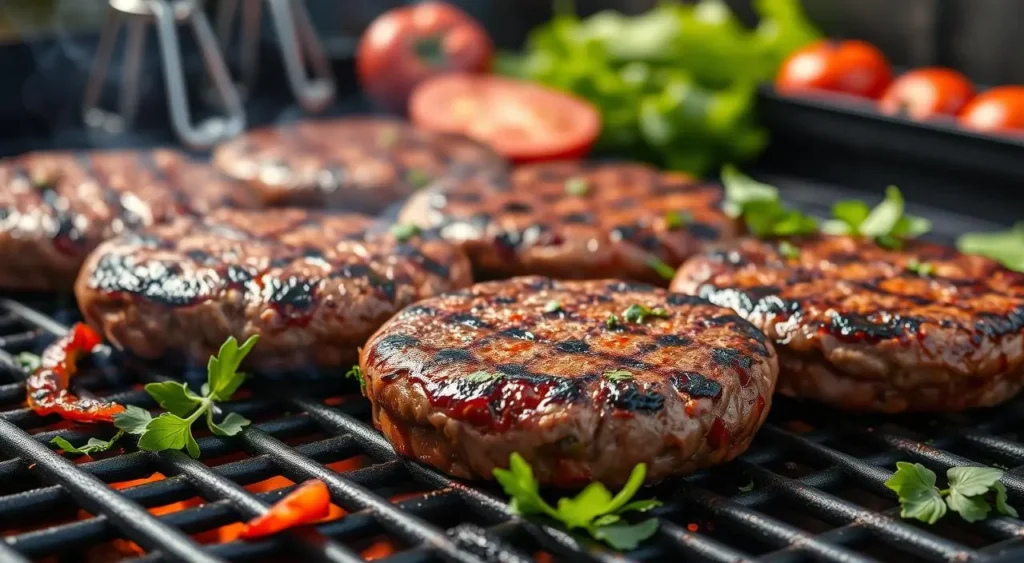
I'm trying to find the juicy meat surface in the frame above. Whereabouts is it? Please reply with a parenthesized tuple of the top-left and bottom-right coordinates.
(671, 235, 1024, 412)
(0, 149, 258, 291)
(75, 208, 473, 371)
(398, 161, 739, 285)
(360, 276, 778, 486)
(212, 117, 507, 213)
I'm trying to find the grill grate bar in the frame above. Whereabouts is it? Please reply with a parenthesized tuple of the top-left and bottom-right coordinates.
(238, 426, 487, 563)
(155, 449, 364, 563)
(0, 417, 221, 563)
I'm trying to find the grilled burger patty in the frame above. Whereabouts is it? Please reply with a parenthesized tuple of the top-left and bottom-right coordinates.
(360, 276, 778, 486)
(671, 235, 1024, 412)
(0, 149, 257, 292)
(398, 161, 738, 284)
(212, 117, 507, 213)
(75, 209, 472, 371)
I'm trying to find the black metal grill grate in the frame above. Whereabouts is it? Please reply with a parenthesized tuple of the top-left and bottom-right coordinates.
(1, 298, 1024, 562)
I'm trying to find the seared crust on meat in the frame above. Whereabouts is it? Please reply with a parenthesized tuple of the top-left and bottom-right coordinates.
(398, 161, 739, 285)
(75, 209, 473, 371)
(360, 276, 777, 486)
(212, 117, 507, 213)
(0, 149, 257, 291)
(671, 235, 1024, 412)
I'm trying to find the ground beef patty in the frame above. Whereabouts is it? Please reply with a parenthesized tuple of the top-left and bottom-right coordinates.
(75, 209, 473, 371)
(0, 149, 257, 292)
(360, 276, 777, 486)
(212, 117, 507, 213)
(671, 235, 1024, 412)
(398, 161, 739, 285)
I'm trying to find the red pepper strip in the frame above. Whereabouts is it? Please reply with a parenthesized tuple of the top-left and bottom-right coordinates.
(26, 323, 125, 423)
(240, 479, 332, 539)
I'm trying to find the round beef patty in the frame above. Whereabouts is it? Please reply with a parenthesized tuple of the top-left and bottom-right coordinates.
(212, 117, 507, 213)
(0, 149, 257, 291)
(75, 209, 473, 371)
(398, 161, 739, 285)
(360, 276, 777, 486)
(671, 235, 1024, 412)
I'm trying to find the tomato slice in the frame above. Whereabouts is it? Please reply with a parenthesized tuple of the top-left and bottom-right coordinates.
(409, 73, 601, 163)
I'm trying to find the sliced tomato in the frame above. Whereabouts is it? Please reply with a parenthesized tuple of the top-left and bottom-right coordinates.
(409, 73, 601, 163)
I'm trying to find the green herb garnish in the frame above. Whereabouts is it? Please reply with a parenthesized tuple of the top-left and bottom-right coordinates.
(346, 365, 366, 394)
(565, 177, 589, 196)
(15, 352, 41, 372)
(738, 480, 755, 493)
(465, 371, 503, 383)
(391, 223, 420, 242)
(606, 314, 621, 330)
(884, 462, 1017, 524)
(603, 369, 634, 382)
(822, 186, 931, 248)
(117, 336, 256, 458)
(623, 304, 670, 324)
(51, 431, 125, 456)
(957, 223, 1024, 272)
(493, 452, 661, 550)
(645, 255, 676, 281)
(906, 259, 934, 277)
(778, 240, 800, 259)
(544, 300, 563, 313)
(664, 210, 690, 230)
(721, 165, 818, 237)
(406, 168, 433, 189)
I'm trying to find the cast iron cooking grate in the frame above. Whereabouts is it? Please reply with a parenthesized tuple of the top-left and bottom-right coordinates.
(2, 297, 1024, 562)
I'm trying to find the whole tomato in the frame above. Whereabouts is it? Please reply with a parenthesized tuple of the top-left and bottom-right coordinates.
(776, 39, 893, 99)
(357, 2, 493, 113)
(959, 86, 1024, 134)
(879, 68, 975, 120)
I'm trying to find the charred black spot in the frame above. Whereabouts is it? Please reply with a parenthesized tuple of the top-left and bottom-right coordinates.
(226, 265, 255, 285)
(607, 281, 655, 293)
(666, 294, 707, 306)
(494, 296, 517, 304)
(502, 201, 533, 213)
(401, 305, 436, 318)
(608, 197, 638, 210)
(705, 315, 769, 346)
(366, 272, 397, 301)
(432, 348, 473, 364)
(656, 335, 692, 347)
(266, 276, 317, 310)
(610, 224, 641, 243)
(89, 254, 214, 307)
(269, 256, 294, 268)
(555, 339, 590, 354)
(376, 333, 419, 355)
(302, 247, 324, 258)
(688, 222, 720, 240)
(827, 312, 922, 342)
(394, 245, 450, 278)
(618, 358, 654, 371)
(608, 383, 664, 413)
(185, 249, 214, 264)
(499, 328, 535, 341)
(975, 308, 1024, 339)
(469, 213, 492, 231)
(496, 363, 531, 377)
(448, 313, 490, 329)
(670, 372, 723, 398)
(525, 278, 555, 291)
(637, 235, 661, 251)
(706, 249, 747, 265)
(698, 286, 799, 317)
(562, 212, 594, 224)
(711, 347, 753, 369)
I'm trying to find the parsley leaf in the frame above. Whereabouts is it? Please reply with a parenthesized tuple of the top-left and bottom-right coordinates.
(137, 413, 193, 453)
(464, 371, 503, 383)
(143, 381, 203, 417)
(206, 336, 258, 402)
(906, 259, 934, 277)
(606, 314, 621, 330)
(391, 223, 420, 242)
(565, 177, 589, 196)
(603, 369, 633, 382)
(824, 186, 930, 247)
(885, 462, 1016, 524)
(778, 241, 800, 259)
(721, 166, 818, 237)
(15, 352, 41, 372)
(645, 255, 676, 281)
(346, 365, 366, 394)
(623, 304, 670, 324)
(664, 210, 690, 230)
(957, 223, 1024, 272)
(494, 453, 660, 551)
(544, 300, 563, 313)
(51, 431, 125, 456)
(406, 168, 433, 189)
(206, 411, 250, 437)
(113, 405, 153, 435)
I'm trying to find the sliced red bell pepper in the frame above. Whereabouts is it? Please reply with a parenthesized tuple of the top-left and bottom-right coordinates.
(240, 479, 332, 539)
(26, 323, 124, 423)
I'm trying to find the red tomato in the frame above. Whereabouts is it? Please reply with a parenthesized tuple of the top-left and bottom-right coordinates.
(878, 68, 975, 120)
(958, 86, 1024, 134)
(240, 480, 331, 539)
(409, 73, 602, 163)
(356, 2, 493, 112)
(776, 40, 893, 99)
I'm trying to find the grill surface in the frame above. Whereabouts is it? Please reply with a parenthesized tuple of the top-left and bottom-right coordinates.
(0, 181, 1022, 562)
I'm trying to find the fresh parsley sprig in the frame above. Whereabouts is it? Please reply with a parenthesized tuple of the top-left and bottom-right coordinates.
(107, 336, 257, 459)
(884, 462, 1018, 524)
(721, 165, 818, 237)
(623, 304, 670, 324)
(957, 223, 1024, 272)
(51, 430, 126, 456)
(823, 186, 931, 249)
(346, 365, 366, 394)
(15, 352, 41, 372)
(493, 452, 661, 550)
